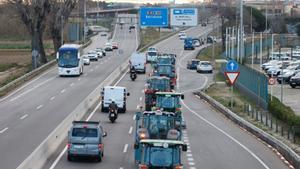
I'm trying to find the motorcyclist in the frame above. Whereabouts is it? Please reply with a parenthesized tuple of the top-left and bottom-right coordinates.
(130, 66, 136, 74)
(109, 100, 118, 112)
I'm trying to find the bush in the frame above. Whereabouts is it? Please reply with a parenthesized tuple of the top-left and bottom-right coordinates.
(268, 95, 300, 126)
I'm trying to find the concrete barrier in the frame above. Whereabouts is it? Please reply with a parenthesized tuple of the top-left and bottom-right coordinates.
(17, 26, 181, 169)
(196, 91, 300, 168)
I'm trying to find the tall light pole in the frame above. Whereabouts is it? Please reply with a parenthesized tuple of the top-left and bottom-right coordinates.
(265, 0, 268, 32)
(83, 0, 87, 43)
(240, 0, 244, 63)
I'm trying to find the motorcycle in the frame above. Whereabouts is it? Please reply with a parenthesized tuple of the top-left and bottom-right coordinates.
(108, 108, 118, 123)
(130, 71, 137, 81)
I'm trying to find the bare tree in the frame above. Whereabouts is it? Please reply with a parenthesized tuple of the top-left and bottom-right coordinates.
(48, 0, 78, 52)
(8, 0, 51, 68)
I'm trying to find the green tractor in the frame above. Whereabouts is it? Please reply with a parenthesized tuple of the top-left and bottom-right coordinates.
(144, 76, 171, 111)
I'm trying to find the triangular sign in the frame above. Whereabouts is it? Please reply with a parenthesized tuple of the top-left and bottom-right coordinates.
(225, 72, 240, 85)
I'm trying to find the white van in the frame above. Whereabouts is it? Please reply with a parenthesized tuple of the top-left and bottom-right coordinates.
(130, 52, 146, 73)
(101, 86, 130, 113)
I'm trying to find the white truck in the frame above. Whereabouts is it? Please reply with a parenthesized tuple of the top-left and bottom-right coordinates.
(130, 52, 146, 73)
(101, 86, 130, 113)
(146, 47, 158, 63)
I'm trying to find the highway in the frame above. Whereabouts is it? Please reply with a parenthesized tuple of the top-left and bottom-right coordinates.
(0, 15, 138, 169)
(47, 21, 289, 169)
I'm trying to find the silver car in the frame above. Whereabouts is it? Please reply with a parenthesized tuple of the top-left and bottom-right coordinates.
(82, 55, 90, 65)
(197, 61, 213, 73)
(67, 121, 107, 162)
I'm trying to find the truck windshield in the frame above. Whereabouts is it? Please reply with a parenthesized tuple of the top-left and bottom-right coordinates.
(72, 128, 98, 137)
(144, 115, 174, 139)
(149, 79, 170, 91)
(148, 52, 157, 56)
(58, 50, 79, 68)
(158, 65, 172, 75)
(144, 147, 179, 167)
(157, 96, 180, 109)
(158, 58, 171, 64)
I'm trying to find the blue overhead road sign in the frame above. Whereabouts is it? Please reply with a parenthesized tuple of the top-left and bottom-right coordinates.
(140, 7, 169, 27)
(226, 60, 239, 72)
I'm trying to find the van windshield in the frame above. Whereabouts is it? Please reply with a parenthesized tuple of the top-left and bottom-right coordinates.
(72, 128, 98, 137)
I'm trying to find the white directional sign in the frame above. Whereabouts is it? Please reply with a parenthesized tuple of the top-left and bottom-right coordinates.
(170, 8, 198, 26)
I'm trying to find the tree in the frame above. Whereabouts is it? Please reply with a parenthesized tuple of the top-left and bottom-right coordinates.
(8, 0, 51, 68)
(48, 0, 78, 52)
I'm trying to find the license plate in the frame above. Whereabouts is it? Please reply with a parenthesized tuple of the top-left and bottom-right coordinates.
(74, 145, 84, 149)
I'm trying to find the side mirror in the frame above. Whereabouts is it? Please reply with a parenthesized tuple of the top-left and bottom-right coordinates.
(134, 143, 139, 149)
(181, 95, 184, 100)
(102, 132, 107, 137)
(182, 144, 187, 152)
(127, 92, 130, 96)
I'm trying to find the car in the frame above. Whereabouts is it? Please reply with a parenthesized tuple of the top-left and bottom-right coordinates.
(192, 38, 202, 47)
(112, 42, 118, 49)
(178, 31, 185, 37)
(197, 61, 213, 73)
(184, 37, 194, 50)
(289, 72, 300, 88)
(129, 25, 135, 29)
(104, 42, 113, 51)
(87, 50, 98, 61)
(100, 32, 107, 36)
(277, 70, 300, 84)
(179, 33, 187, 40)
(261, 60, 280, 70)
(96, 47, 106, 56)
(267, 67, 282, 77)
(201, 22, 207, 26)
(67, 121, 107, 162)
(207, 36, 217, 43)
(82, 55, 90, 65)
(187, 59, 200, 70)
(95, 48, 104, 58)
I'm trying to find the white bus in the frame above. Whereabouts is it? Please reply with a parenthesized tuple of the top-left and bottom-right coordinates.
(57, 44, 84, 76)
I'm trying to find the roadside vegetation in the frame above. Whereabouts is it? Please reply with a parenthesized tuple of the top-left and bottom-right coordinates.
(196, 44, 223, 61)
(139, 28, 171, 51)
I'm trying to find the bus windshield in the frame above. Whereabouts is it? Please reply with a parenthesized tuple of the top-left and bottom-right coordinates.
(58, 50, 79, 68)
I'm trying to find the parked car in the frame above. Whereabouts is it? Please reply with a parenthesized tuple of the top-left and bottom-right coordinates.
(290, 72, 300, 88)
(197, 61, 213, 73)
(105, 42, 113, 51)
(267, 67, 282, 77)
(112, 42, 119, 49)
(277, 70, 300, 84)
(100, 32, 107, 36)
(261, 60, 280, 70)
(87, 50, 98, 61)
(82, 55, 90, 65)
(187, 59, 200, 70)
(67, 121, 107, 162)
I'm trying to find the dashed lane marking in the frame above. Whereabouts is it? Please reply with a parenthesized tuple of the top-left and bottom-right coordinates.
(20, 114, 28, 120)
(36, 105, 43, 110)
(60, 89, 66, 93)
(0, 127, 8, 134)
(50, 96, 55, 101)
(123, 144, 129, 153)
(129, 126, 133, 135)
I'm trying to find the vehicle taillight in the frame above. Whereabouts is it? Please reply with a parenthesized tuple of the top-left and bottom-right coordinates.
(98, 144, 103, 150)
(67, 143, 71, 149)
(174, 165, 183, 169)
(139, 164, 148, 169)
(176, 108, 182, 111)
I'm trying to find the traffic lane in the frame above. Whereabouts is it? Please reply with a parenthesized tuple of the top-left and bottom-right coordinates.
(0, 23, 137, 169)
(52, 65, 149, 169)
(181, 91, 288, 169)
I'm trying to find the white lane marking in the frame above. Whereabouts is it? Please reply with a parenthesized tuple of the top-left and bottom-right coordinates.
(50, 96, 55, 101)
(136, 105, 140, 110)
(90, 69, 94, 72)
(36, 105, 43, 110)
(100, 62, 103, 65)
(129, 126, 133, 134)
(49, 61, 130, 169)
(189, 162, 195, 166)
(187, 158, 194, 161)
(119, 168, 124, 169)
(70, 83, 74, 87)
(9, 77, 56, 102)
(20, 114, 28, 120)
(141, 90, 144, 93)
(187, 154, 193, 157)
(114, 70, 129, 87)
(0, 67, 56, 102)
(123, 144, 129, 153)
(60, 89, 66, 93)
(78, 78, 81, 81)
(181, 101, 271, 169)
(133, 114, 136, 120)
(139, 97, 143, 101)
(190, 167, 196, 169)
(0, 127, 8, 134)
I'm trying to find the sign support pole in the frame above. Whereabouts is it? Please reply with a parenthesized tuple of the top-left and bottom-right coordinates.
(231, 85, 234, 109)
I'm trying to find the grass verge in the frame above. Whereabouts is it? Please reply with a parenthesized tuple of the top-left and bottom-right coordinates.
(196, 43, 223, 61)
(139, 28, 170, 52)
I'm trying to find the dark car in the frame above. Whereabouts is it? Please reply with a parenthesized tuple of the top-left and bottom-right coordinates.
(277, 70, 300, 84)
(67, 121, 107, 162)
(201, 22, 207, 26)
(129, 25, 135, 29)
(187, 59, 200, 70)
(290, 72, 300, 88)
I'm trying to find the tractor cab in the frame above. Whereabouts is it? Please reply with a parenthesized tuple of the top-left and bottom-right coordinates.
(136, 139, 187, 169)
(155, 92, 184, 114)
(153, 64, 176, 89)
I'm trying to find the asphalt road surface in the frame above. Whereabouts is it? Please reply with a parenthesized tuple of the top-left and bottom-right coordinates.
(0, 15, 138, 169)
(48, 21, 289, 169)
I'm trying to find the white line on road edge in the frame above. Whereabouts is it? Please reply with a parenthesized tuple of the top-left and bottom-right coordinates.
(78, 78, 81, 81)
(49, 61, 129, 169)
(36, 105, 43, 110)
(129, 126, 133, 134)
(50, 96, 55, 101)
(0, 127, 8, 134)
(123, 144, 129, 153)
(20, 114, 28, 120)
(9, 76, 56, 102)
(181, 101, 271, 169)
